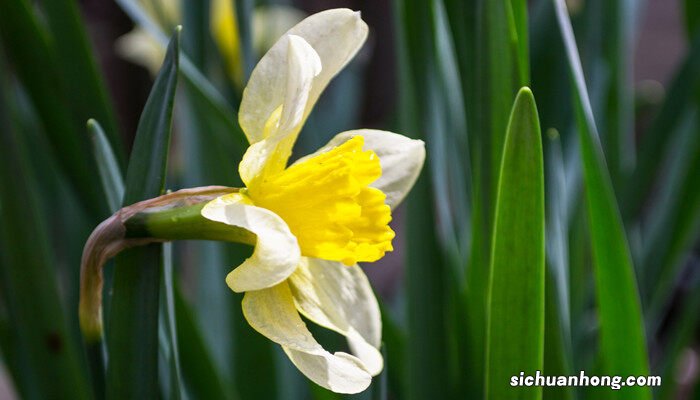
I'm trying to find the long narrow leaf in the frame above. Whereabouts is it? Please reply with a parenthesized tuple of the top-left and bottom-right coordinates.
(644, 108, 700, 328)
(88, 119, 125, 212)
(175, 286, 237, 400)
(38, 0, 125, 166)
(106, 27, 180, 399)
(0, 0, 109, 220)
(553, 2, 651, 398)
(394, 0, 453, 398)
(0, 70, 91, 400)
(161, 243, 184, 399)
(485, 87, 545, 400)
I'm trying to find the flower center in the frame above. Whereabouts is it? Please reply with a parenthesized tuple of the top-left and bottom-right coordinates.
(246, 136, 395, 265)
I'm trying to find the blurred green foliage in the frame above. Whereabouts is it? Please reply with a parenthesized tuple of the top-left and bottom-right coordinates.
(0, 0, 699, 399)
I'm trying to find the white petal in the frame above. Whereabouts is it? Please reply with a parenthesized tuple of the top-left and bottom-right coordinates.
(288, 258, 383, 375)
(243, 283, 372, 393)
(238, 35, 321, 185)
(239, 9, 368, 145)
(278, 35, 322, 136)
(200, 193, 300, 292)
(294, 129, 426, 209)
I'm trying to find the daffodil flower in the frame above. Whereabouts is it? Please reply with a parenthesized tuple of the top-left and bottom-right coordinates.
(191, 10, 424, 392)
(80, 8, 424, 394)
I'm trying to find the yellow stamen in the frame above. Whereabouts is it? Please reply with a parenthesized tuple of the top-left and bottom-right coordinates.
(247, 136, 394, 265)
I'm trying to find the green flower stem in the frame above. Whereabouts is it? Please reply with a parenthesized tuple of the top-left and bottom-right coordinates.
(79, 187, 255, 342)
(124, 201, 256, 245)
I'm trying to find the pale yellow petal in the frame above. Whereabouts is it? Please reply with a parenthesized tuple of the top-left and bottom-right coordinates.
(288, 258, 383, 375)
(238, 35, 322, 185)
(294, 129, 426, 209)
(243, 282, 372, 393)
(239, 8, 368, 144)
(278, 35, 322, 136)
(283, 347, 372, 393)
(200, 193, 300, 292)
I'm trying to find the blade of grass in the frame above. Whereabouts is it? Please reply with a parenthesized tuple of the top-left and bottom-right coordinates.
(566, 204, 596, 375)
(229, 283, 280, 400)
(530, 0, 573, 136)
(88, 119, 125, 212)
(106, 27, 180, 399)
(379, 302, 407, 400)
(510, 0, 530, 84)
(161, 243, 184, 399)
(601, 0, 635, 184)
(404, 163, 450, 400)
(86, 118, 127, 399)
(545, 129, 571, 335)
(553, 2, 651, 398)
(643, 108, 700, 329)
(174, 285, 237, 400)
(484, 0, 523, 184)
(451, 3, 530, 394)
(0, 0, 109, 220)
(394, 0, 454, 398)
(0, 68, 91, 400)
(485, 87, 545, 400)
(543, 270, 575, 400)
(38, 0, 125, 166)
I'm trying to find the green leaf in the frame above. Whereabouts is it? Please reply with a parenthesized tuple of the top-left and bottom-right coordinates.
(88, 119, 125, 212)
(600, 0, 635, 186)
(379, 302, 407, 400)
(37, 0, 125, 167)
(0, 0, 109, 220)
(160, 244, 184, 399)
(445, 4, 531, 393)
(106, 27, 180, 399)
(394, 0, 455, 398)
(643, 108, 700, 328)
(174, 285, 237, 400)
(544, 130, 571, 335)
(0, 68, 91, 400)
(86, 117, 125, 400)
(684, 0, 700, 38)
(484, 0, 523, 184)
(510, 0, 530, 85)
(485, 87, 545, 400)
(543, 271, 574, 400)
(229, 286, 280, 400)
(553, 2, 651, 398)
